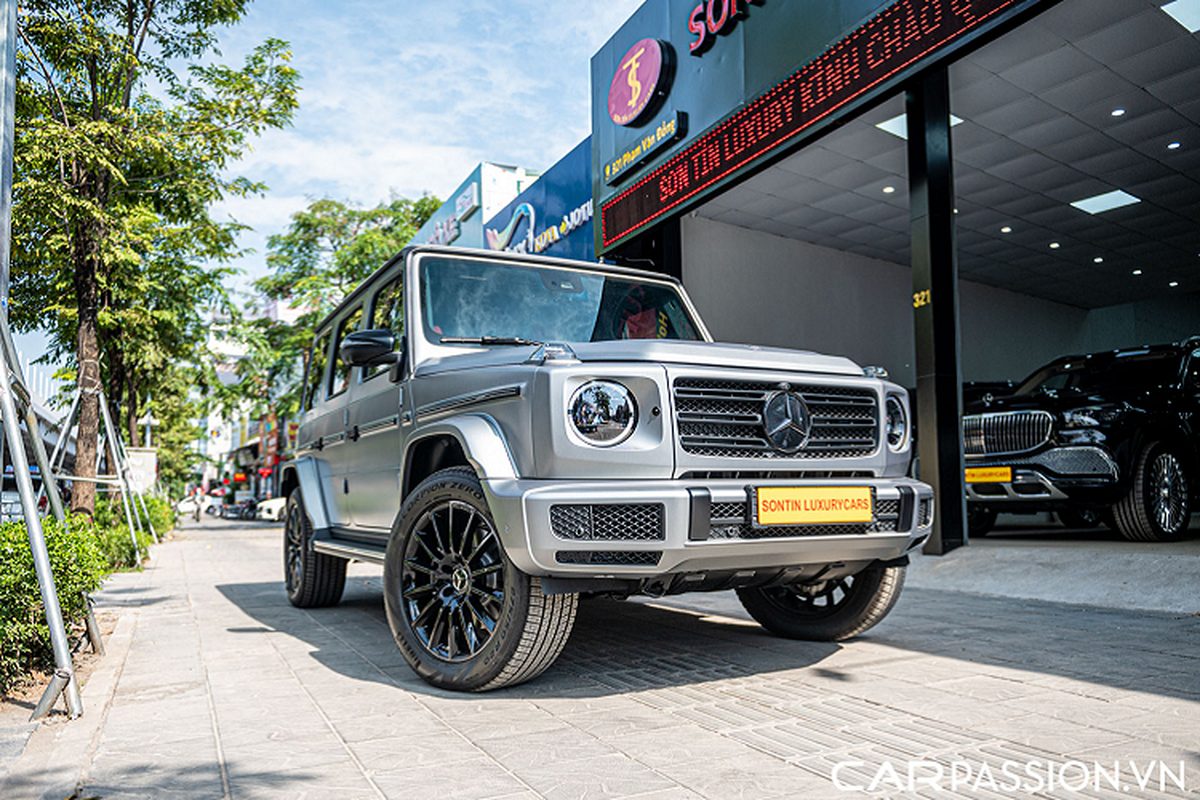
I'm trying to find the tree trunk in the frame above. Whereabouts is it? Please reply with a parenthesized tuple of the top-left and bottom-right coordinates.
(71, 196, 106, 516)
(72, 246, 101, 516)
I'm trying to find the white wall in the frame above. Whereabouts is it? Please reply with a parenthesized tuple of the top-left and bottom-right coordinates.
(680, 216, 1200, 386)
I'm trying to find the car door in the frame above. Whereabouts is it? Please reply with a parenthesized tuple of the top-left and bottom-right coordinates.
(324, 304, 364, 528)
(297, 327, 338, 523)
(344, 270, 410, 532)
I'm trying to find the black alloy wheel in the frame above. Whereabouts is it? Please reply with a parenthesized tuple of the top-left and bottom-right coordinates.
(400, 499, 505, 662)
(384, 468, 577, 691)
(967, 505, 998, 537)
(1113, 442, 1191, 542)
(283, 492, 346, 608)
(736, 564, 905, 641)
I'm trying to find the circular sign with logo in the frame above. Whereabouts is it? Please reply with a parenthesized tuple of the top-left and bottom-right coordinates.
(607, 38, 669, 127)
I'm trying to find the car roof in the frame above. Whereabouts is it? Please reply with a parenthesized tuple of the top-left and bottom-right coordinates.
(313, 245, 687, 334)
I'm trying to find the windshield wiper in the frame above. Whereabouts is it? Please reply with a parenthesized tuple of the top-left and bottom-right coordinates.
(440, 336, 542, 347)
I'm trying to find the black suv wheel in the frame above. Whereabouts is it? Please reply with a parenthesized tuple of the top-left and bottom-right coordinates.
(1113, 443, 1191, 542)
(736, 565, 906, 641)
(284, 492, 347, 608)
(384, 468, 577, 691)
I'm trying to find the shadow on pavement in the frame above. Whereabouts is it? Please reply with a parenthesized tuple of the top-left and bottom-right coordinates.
(218, 576, 1200, 707)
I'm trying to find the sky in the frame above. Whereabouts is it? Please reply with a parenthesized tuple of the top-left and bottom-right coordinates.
(15, 0, 643, 381)
(210, 0, 642, 290)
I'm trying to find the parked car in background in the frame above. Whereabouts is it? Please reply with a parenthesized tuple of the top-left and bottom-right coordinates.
(256, 497, 287, 522)
(963, 338, 1199, 541)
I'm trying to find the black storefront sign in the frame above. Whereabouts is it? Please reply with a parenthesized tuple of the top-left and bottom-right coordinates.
(598, 0, 1053, 251)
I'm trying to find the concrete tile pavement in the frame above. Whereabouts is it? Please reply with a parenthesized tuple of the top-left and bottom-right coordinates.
(0, 515, 1197, 800)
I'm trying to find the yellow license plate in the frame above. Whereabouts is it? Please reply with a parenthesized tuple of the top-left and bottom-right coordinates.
(965, 466, 1012, 483)
(755, 486, 873, 526)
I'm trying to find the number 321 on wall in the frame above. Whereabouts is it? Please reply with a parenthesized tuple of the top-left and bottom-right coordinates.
(913, 290, 931, 308)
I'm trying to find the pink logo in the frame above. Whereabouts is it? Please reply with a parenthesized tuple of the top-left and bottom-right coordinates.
(608, 39, 667, 127)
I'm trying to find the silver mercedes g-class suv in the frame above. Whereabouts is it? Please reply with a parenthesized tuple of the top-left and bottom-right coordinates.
(280, 245, 933, 691)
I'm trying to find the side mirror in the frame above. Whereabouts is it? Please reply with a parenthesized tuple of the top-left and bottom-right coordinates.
(341, 329, 399, 367)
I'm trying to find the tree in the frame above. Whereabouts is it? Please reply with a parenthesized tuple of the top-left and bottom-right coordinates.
(243, 195, 439, 414)
(12, 1, 299, 514)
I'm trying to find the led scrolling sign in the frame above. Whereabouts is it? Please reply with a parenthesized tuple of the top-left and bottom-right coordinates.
(601, 0, 1034, 248)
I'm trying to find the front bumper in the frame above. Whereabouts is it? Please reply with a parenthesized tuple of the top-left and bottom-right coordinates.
(481, 477, 934, 578)
(965, 445, 1119, 503)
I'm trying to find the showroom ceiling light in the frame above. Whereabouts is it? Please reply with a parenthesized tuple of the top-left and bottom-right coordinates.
(1132, 269, 1143, 275)
(1094, 256, 1104, 263)
(1111, 108, 1126, 117)
(1167, 141, 1182, 150)
(1049, 242, 1060, 249)
(1000, 226, 1012, 233)
(1169, 281, 1179, 287)
(1071, 190, 1141, 214)
(882, 185, 896, 194)
(874, 113, 964, 139)
(1162, 0, 1200, 32)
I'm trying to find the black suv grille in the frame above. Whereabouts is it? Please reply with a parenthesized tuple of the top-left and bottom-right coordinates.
(708, 497, 901, 539)
(674, 378, 878, 459)
(550, 504, 665, 541)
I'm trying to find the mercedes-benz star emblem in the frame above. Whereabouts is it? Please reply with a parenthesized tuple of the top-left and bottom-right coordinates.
(762, 391, 812, 454)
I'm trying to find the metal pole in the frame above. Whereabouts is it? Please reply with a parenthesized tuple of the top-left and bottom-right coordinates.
(0, 0, 81, 719)
(99, 395, 141, 556)
(907, 68, 966, 555)
(0, 348, 82, 717)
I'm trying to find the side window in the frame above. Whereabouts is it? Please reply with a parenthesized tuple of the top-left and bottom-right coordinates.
(366, 275, 404, 379)
(304, 330, 331, 412)
(329, 306, 363, 398)
(1187, 349, 1200, 391)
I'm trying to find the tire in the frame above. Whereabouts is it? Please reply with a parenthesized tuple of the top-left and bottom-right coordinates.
(736, 565, 906, 641)
(1057, 508, 1102, 529)
(1112, 442, 1191, 542)
(967, 505, 998, 537)
(284, 492, 347, 607)
(383, 467, 577, 692)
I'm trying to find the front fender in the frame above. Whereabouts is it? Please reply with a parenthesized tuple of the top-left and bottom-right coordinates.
(283, 456, 334, 535)
(408, 414, 519, 483)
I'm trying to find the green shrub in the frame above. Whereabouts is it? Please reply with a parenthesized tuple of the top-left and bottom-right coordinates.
(93, 521, 151, 571)
(0, 517, 106, 694)
(141, 495, 176, 538)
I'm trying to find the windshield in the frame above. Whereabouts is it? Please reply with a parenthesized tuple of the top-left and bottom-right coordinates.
(1014, 351, 1182, 396)
(419, 256, 702, 345)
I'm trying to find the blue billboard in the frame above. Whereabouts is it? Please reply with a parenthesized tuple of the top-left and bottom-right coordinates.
(483, 138, 594, 263)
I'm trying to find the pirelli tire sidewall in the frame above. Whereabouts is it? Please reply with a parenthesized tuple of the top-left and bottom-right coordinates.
(383, 468, 534, 691)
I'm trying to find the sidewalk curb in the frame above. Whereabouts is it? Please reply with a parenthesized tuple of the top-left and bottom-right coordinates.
(0, 594, 140, 799)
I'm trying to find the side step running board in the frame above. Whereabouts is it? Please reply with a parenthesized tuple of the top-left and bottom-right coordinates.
(312, 539, 387, 565)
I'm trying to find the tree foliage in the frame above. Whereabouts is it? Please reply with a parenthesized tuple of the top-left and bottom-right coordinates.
(233, 195, 439, 418)
(11, 0, 299, 511)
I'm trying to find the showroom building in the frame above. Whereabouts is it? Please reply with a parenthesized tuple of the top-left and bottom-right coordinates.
(414, 0, 1200, 553)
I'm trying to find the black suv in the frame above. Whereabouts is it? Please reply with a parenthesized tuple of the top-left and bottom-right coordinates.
(963, 337, 1199, 542)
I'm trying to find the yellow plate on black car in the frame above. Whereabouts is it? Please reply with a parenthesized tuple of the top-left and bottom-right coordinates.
(965, 466, 1012, 483)
(755, 486, 873, 526)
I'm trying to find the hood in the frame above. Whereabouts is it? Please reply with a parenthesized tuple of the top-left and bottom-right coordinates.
(415, 339, 865, 377)
(964, 388, 1156, 416)
(568, 340, 864, 376)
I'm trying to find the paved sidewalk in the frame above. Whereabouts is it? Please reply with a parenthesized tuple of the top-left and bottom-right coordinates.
(2, 516, 1199, 800)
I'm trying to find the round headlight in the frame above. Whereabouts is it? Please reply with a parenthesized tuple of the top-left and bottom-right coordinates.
(885, 395, 908, 452)
(569, 381, 637, 446)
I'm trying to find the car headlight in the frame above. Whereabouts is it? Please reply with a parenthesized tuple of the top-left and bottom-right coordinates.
(569, 381, 638, 446)
(885, 395, 909, 452)
(1062, 405, 1125, 428)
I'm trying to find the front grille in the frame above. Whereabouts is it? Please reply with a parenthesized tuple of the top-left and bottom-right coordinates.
(707, 496, 900, 539)
(674, 378, 878, 459)
(555, 550, 661, 566)
(550, 504, 665, 541)
(962, 410, 1052, 456)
